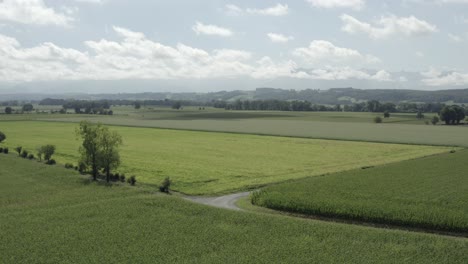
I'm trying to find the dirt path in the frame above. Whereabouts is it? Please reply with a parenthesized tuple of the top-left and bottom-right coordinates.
(183, 192, 250, 211)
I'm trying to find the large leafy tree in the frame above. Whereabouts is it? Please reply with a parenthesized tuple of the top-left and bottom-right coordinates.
(76, 121, 123, 182)
(98, 128, 123, 182)
(440, 105, 466, 125)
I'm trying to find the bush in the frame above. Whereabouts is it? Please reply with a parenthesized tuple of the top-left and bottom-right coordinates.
(65, 163, 74, 169)
(0, 131, 5, 143)
(15, 146, 22, 156)
(119, 174, 126, 183)
(46, 159, 56, 165)
(3, 147, 8, 154)
(127, 175, 136, 186)
(27, 153, 35, 160)
(0, 147, 3, 153)
(373, 116, 383, 123)
(383, 111, 390, 118)
(431, 116, 440, 125)
(21, 150, 28, 158)
(159, 177, 172, 193)
(78, 162, 87, 174)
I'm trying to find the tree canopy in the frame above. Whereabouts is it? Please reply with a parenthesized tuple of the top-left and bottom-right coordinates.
(76, 121, 123, 182)
(440, 105, 465, 125)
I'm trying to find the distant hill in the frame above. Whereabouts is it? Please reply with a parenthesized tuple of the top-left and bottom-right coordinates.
(2, 87, 468, 104)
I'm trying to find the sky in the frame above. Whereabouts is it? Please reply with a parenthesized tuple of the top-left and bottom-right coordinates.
(0, 0, 468, 93)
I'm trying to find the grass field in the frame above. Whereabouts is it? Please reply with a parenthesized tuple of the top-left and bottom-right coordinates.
(1, 154, 467, 263)
(251, 150, 468, 233)
(3, 108, 468, 146)
(0, 121, 454, 195)
(34, 115, 468, 147)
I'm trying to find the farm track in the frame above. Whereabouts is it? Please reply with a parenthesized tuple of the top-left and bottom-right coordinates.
(185, 191, 468, 239)
(183, 192, 250, 211)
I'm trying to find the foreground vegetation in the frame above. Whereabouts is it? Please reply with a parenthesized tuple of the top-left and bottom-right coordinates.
(1, 154, 467, 263)
(252, 150, 468, 233)
(0, 121, 453, 194)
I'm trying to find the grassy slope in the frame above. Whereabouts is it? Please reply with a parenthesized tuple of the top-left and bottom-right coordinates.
(0, 121, 452, 195)
(252, 150, 468, 232)
(1, 154, 468, 263)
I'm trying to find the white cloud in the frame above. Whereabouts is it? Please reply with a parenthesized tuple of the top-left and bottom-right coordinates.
(0, 28, 392, 83)
(0, 0, 73, 26)
(306, 0, 365, 10)
(192, 22, 233, 37)
(225, 4, 243, 16)
(341, 14, 438, 39)
(267, 33, 294, 43)
(422, 71, 468, 86)
(438, 0, 468, 3)
(448, 33, 463, 42)
(293, 40, 380, 66)
(246, 4, 289, 16)
(416, 51, 425, 57)
(74, 0, 105, 3)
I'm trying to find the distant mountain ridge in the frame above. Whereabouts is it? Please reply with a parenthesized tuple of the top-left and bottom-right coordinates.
(2, 87, 468, 104)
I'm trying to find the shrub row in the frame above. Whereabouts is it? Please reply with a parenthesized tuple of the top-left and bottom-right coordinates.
(0, 147, 9, 154)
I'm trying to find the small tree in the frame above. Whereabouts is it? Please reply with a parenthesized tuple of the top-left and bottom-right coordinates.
(431, 116, 439, 125)
(383, 111, 390, 118)
(172, 101, 182, 110)
(39, 145, 56, 162)
(373, 116, 383, 123)
(15, 146, 22, 156)
(5, 107, 12, 114)
(0, 131, 5, 143)
(22, 104, 34, 112)
(134, 102, 141, 109)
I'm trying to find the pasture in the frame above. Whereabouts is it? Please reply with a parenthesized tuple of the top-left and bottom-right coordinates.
(1, 154, 467, 263)
(21, 110, 468, 147)
(0, 121, 453, 195)
(252, 150, 468, 232)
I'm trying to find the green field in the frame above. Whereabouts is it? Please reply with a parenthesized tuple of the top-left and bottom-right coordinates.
(3, 108, 468, 146)
(252, 150, 468, 232)
(0, 121, 453, 195)
(1, 154, 467, 263)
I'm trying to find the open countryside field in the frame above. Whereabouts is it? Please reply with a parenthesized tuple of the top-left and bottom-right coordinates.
(252, 150, 468, 233)
(20, 109, 467, 147)
(0, 121, 455, 195)
(1, 154, 468, 263)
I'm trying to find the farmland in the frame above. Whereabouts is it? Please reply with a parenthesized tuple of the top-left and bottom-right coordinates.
(1, 154, 468, 263)
(0, 121, 454, 195)
(15, 107, 468, 147)
(251, 150, 468, 233)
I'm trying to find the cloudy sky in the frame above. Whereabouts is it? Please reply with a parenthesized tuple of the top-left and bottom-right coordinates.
(0, 0, 468, 93)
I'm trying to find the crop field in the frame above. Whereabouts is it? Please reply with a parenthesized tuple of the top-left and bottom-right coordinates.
(3, 108, 468, 146)
(1, 154, 467, 263)
(0, 121, 454, 195)
(252, 150, 468, 233)
(22, 114, 467, 147)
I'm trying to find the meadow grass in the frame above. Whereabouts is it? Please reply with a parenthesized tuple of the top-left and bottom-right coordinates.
(252, 150, 468, 233)
(0, 121, 453, 195)
(27, 112, 468, 146)
(1, 154, 467, 263)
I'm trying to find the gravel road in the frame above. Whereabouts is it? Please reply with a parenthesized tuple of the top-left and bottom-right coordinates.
(183, 192, 250, 210)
